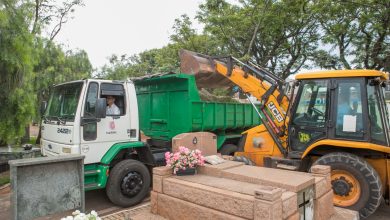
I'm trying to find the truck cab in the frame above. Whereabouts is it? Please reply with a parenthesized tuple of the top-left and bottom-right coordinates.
(41, 79, 151, 207)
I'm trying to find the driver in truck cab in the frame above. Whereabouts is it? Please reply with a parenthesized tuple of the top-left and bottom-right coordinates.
(106, 95, 120, 115)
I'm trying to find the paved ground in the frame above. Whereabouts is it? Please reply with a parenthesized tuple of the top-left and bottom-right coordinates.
(5, 125, 389, 219)
(102, 203, 166, 220)
(0, 188, 150, 219)
(367, 200, 390, 220)
(1, 184, 390, 219)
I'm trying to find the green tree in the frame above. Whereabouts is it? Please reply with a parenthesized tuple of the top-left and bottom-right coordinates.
(99, 0, 390, 82)
(99, 46, 181, 80)
(0, 0, 36, 144)
(170, 14, 222, 55)
(197, 0, 319, 78)
(0, 0, 87, 144)
(33, 39, 92, 121)
(98, 14, 222, 80)
(306, 0, 390, 71)
(30, 0, 84, 40)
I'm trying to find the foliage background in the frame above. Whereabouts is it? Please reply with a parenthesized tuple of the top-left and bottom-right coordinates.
(99, 0, 389, 80)
(0, 0, 389, 143)
(0, 0, 91, 144)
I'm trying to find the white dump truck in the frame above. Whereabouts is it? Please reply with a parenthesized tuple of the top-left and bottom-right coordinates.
(40, 75, 259, 207)
(40, 79, 153, 207)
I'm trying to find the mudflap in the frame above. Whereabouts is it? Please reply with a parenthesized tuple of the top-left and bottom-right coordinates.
(135, 144, 169, 166)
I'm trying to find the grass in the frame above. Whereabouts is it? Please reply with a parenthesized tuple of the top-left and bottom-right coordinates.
(28, 136, 37, 145)
(0, 170, 10, 187)
(0, 175, 10, 186)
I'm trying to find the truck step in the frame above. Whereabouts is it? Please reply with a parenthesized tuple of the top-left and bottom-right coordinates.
(85, 183, 99, 190)
(84, 169, 100, 177)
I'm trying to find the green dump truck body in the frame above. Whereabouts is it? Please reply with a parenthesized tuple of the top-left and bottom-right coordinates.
(134, 73, 260, 149)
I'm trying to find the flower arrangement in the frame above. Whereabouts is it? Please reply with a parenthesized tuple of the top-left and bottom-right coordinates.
(61, 210, 100, 220)
(165, 146, 205, 174)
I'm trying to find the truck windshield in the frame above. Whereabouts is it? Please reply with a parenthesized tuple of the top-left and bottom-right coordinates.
(45, 82, 83, 122)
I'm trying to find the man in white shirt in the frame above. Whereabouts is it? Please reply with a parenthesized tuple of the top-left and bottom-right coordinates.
(106, 95, 120, 115)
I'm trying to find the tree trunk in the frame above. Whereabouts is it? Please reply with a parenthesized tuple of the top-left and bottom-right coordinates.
(21, 125, 30, 144)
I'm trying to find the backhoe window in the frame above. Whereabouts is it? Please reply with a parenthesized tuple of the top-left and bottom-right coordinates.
(335, 82, 363, 139)
(293, 80, 327, 127)
(368, 85, 386, 144)
(45, 82, 83, 122)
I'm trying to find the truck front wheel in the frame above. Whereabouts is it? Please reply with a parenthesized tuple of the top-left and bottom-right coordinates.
(312, 152, 382, 218)
(106, 159, 151, 207)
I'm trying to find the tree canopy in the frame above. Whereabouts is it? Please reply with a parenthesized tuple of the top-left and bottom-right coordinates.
(1, 0, 389, 143)
(0, 0, 90, 144)
(98, 0, 389, 80)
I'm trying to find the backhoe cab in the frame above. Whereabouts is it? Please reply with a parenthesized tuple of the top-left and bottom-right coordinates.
(180, 49, 390, 218)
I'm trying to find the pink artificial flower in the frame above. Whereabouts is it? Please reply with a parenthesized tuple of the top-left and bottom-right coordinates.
(165, 151, 170, 159)
(166, 147, 205, 173)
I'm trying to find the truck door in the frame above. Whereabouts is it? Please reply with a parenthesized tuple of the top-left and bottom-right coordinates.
(80, 82, 132, 164)
(288, 79, 329, 151)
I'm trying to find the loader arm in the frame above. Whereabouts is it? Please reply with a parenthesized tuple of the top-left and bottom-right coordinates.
(179, 50, 290, 156)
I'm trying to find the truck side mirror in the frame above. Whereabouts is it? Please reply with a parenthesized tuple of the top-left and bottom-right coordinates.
(96, 98, 107, 119)
(40, 101, 47, 115)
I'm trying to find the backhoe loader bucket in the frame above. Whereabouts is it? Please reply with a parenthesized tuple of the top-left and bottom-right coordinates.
(179, 49, 234, 88)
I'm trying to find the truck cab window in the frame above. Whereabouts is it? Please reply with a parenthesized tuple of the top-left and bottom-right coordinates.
(83, 82, 98, 141)
(84, 82, 98, 117)
(45, 82, 83, 122)
(101, 83, 125, 116)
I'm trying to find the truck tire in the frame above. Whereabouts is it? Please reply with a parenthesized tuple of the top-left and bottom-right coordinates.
(233, 155, 255, 166)
(106, 159, 151, 207)
(219, 144, 238, 156)
(312, 152, 382, 218)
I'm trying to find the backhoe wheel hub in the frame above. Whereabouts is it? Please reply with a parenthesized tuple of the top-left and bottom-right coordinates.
(331, 170, 361, 207)
(121, 171, 143, 197)
(332, 177, 353, 196)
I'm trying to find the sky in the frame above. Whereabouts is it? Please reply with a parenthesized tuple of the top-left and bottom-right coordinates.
(53, 0, 204, 69)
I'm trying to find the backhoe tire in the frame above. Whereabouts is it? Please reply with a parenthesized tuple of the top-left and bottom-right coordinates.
(106, 159, 151, 207)
(219, 144, 238, 156)
(233, 155, 255, 166)
(312, 152, 382, 218)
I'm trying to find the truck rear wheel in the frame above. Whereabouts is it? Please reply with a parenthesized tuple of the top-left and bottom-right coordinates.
(106, 159, 151, 207)
(219, 144, 238, 156)
(312, 152, 382, 218)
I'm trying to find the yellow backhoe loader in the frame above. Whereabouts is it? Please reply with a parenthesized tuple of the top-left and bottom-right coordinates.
(180, 49, 390, 218)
